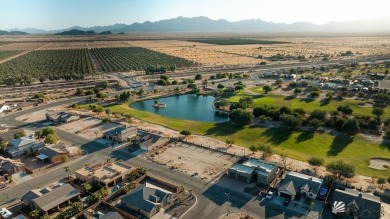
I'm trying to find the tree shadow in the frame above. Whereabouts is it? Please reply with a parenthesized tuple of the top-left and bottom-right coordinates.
(299, 98, 315, 103)
(261, 128, 293, 145)
(327, 134, 354, 156)
(204, 121, 244, 137)
(284, 95, 295, 100)
(295, 131, 314, 143)
(380, 140, 390, 151)
(202, 184, 251, 208)
(320, 99, 330, 106)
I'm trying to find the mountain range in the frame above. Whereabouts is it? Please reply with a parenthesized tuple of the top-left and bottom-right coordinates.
(5, 16, 390, 34)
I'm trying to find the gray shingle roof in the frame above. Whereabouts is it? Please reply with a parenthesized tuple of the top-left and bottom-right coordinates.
(104, 127, 136, 137)
(33, 184, 80, 211)
(37, 147, 59, 159)
(100, 212, 124, 219)
(278, 180, 296, 196)
(121, 186, 169, 213)
(0, 129, 20, 141)
(9, 137, 35, 148)
(332, 189, 381, 219)
(278, 172, 323, 196)
(21, 190, 41, 205)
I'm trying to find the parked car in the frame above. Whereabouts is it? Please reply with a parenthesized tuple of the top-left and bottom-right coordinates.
(0, 208, 13, 219)
(266, 190, 275, 199)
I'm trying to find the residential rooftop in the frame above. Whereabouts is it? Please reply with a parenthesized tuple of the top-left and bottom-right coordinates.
(76, 162, 132, 183)
(243, 158, 277, 173)
(286, 171, 323, 184)
(229, 163, 255, 174)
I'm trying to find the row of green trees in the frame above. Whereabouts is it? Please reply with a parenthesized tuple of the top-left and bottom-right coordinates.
(0, 49, 95, 85)
(91, 47, 194, 73)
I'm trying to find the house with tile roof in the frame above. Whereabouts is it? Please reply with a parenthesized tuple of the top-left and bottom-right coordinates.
(0, 156, 25, 182)
(331, 188, 382, 219)
(120, 183, 173, 218)
(277, 171, 323, 200)
(21, 183, 80, 215)
(138, 132, 168, 151)
(103, 126, 137, 143)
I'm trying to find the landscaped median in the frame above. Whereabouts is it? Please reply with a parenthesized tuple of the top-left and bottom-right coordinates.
(80, 103, 390, 178)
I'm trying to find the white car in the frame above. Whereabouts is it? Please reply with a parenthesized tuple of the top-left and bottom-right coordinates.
(0, 208, 13, 219)
(265, 191, 275, 199)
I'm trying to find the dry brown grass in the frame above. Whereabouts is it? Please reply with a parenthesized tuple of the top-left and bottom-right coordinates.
(0, 42, 48, 51)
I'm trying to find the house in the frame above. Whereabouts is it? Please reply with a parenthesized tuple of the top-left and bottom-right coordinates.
(331, 188, 382, 219)
(138, 132, 168, 151)
(0, 104, 17, 113)
(7, 137, 44, 158)
(103, 127, 137, 143)
(85, 211, 124, 219)
(120, 183, 173, 218)
(21, 183, 81, 215)
(75, 162, 134, 187)
(227, 158, 278, 185)
(0, 156, 25, 182)
(45, 111, 79, 123)
(36, 144, 70, 163)
(277, 171, 323, 200)
(0, 129, 21, 142)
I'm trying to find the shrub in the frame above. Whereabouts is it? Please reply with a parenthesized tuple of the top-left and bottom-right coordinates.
(229, 109, 254, 126)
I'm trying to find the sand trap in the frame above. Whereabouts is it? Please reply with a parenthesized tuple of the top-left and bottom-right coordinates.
(369, 158, 390, 170)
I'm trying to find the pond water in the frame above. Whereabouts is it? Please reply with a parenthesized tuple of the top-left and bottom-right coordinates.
(131, 94, 229, 122)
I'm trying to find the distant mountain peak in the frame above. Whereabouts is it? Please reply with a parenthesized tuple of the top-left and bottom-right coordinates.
(8, 16, 390, 34)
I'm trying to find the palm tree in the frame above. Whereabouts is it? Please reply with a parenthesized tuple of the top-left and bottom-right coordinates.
(82, 182, 92, 193)
(0, 140, 7, 154)
(64, 166, 71, 179)
(29, 209, 40, 219)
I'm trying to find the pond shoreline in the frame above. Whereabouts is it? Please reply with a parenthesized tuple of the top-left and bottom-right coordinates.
(131, 92, 229, 122)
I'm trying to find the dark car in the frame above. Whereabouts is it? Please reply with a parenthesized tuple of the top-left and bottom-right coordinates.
(284, 198, 291, 206)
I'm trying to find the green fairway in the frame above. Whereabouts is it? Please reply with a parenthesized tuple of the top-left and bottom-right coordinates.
(235, 90, 390, 118)
(93, 103, 390, 177)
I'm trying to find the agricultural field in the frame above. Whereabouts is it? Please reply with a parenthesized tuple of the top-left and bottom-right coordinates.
(186, 38, 289, 45)
(0, 49, 95, 84)
(0, 50, 22, 61)
(90, 47, 195, 72)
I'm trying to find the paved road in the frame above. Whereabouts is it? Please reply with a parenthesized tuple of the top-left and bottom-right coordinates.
(0, 97, 303, 218)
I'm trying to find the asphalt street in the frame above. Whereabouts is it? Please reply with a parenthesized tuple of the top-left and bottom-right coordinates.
(0, 96, 301, 218)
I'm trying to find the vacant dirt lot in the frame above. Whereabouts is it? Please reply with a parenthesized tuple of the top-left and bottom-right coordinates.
(59, 117, 101, 134)
(16, 105, 68, 123)
(79, 121, 121, 139)
(145, 141, 235, 180)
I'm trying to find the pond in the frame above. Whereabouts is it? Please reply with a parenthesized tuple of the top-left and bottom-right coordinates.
(131, 94, 229, 122)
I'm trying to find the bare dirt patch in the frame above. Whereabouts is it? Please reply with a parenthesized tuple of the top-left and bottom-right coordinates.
(369, 158, 390, 170)
(59, 117, 101, 134)
(79, 122, 121, 140)
(145, 141, 234, 180)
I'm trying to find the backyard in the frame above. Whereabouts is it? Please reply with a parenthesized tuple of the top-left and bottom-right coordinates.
(83, 103, 390, 177)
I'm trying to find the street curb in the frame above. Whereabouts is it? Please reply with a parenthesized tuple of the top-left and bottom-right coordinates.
(179, 193, 198, 219)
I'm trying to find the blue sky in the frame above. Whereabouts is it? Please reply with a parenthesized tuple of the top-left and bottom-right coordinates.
(1, 0, 390, 30)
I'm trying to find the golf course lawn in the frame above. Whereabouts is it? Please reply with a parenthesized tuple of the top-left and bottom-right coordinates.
(91, 103, 390, 177)
(233, 90, 390, 119)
